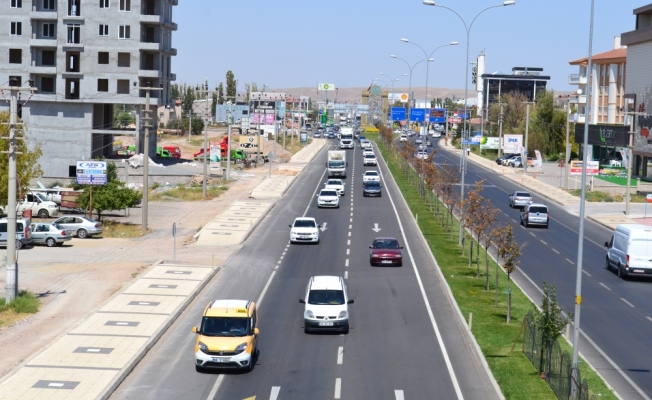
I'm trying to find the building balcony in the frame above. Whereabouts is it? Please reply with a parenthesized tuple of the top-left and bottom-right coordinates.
(30, 11, 57, 20)
(568, 94, 586, 104)
(164, 47, 177, 56)
(139, 69, 161, 79)
(140, 41, 162, 51)
(572, 113, 585, 123)
(169, 73, 176, 81)
(140, 14, 162, 24)
(29, 65, 57, 74)
(171, 0, 178, 5)
(163, 21, 177, 31)
(29, 38, 58, 47)
(568, 74, 587, 85)
(62, 43, 84, 51)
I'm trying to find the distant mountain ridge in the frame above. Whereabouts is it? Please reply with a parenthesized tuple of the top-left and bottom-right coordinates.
(268, 86, 468, 103)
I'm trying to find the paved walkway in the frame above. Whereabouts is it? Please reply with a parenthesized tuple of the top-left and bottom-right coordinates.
(0, 262, 217, 400)
(440, 146, 652, 230)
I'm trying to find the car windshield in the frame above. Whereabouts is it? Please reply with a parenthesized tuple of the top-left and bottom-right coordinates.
(365, 181, 381, 188)
(308, 290, 345, 305)
(321, 190, 337, 197)
(374, 239, 399, 249)
(528, 206, 547, 213)
(200, 317, 249, 337)
(365, 172, 378, 176)
(294, 220, 316, 228)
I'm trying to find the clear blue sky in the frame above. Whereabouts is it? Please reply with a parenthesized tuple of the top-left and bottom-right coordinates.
(173, 0, 644, 94)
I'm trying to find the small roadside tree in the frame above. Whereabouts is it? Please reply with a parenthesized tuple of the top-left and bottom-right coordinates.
(478, 202, 498, 290)
(534, 281, 574, 372)
(0, 112, 43, 202)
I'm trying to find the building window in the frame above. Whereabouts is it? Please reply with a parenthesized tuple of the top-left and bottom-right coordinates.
(65, 78, 80, 99)
(98, 51, 109, 64)
(99, 24, 109, 36)
(41, 77, 55, 93)
(119, 25, 130, 39)
(9, 49, 22, 64)
(99, 0, 109, 8)
(117, 79, 130, 94)
(11, 22, 22, 36)
(42, 50, 55, 66)
(68, 0, 81, 16)
(11, 0, 22, 8)
(42, 23, 55, 38)
(117, 52, 130, 67)
(67, 24, 80, 43)
(43, 0, 55, 10)
(119, 0, 131, 11)
(66, 52, 80, 72)
(98, 79, 108, 92)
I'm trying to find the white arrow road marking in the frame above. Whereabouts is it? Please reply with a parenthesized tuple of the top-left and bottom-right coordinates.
(321, 222, 328, 232)
(372, 223, 381, 233)
(395, 390, 405, 400)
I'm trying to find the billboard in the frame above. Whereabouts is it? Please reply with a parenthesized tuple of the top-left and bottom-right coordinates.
(318, 83, 336, 91)
(391, 107, 406, 121)
(388, 93, 409, 103)
(457, 108, 470, 119)
(570, 160, 599, 175)
(503, 134, 523, 153)
(409, 108, 426, 122)
(430, 108, 446, 124)
(76, 161, 107, 185)
(480, 137, 500, 149)
(250, 100, 276, 125)
(574, 124, 630, 147)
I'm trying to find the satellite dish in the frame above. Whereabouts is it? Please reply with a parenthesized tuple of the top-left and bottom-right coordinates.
(576, 89, 582, 95)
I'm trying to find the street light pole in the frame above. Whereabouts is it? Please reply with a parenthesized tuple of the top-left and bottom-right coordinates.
(391, 56, 432, 130)
(423, 0, 515, 246)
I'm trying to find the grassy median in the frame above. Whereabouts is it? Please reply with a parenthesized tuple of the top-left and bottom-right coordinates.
(366, 132, 617, 400)
(0, 291, 40, 328)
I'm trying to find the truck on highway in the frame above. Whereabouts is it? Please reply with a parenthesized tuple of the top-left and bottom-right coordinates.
(326, 150, 347, 178)
(339, 128, 354, 149)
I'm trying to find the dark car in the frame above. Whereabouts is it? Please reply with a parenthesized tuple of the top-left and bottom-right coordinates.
(496, 153, 519, 165)
(362, 181, 382, 197)
(369, 237, 403, 266)
(328, 132, 336, 139)
(358, 135, 366, 143)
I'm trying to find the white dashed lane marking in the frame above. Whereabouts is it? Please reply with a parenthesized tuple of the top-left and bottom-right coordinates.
(334, 378, 342, 399)
(583, 270, 591, 277)
(621, 298, 635, 308)
(599, 282, 611, 291)
(540, 240, 547, 245)
(395, 390, 405, 400)
(552, 249, 559, 254)
(270, 386, 281, 400)
(345, 259, 349, 267)
(346, 249, 350, 255)
(337, 346, 343, 364)
(566, 258, 574, 264)
(344, 271, 348, 279)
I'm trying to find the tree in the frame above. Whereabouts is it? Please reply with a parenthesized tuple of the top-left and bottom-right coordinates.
(170, 83, 180, 100)
(496, 224, 523, 323)
(500, 91, 529, 134)
(217, 82, 225, 105)
(226, 70, 236, 99)
(478, 202, 498, 290)
(0, 111, 44, 202)
(211, 92, 218, 118)
(244, 83, 251, 103)
(73, 162, 142, 221)
(461, 180, 484, 265)
(534, 281, 573, 372)
(182, 85, 195, 114)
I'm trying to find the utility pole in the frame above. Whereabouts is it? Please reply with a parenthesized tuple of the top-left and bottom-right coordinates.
(196, 82, 219, 197)
(625, 114, 636, 215)
(135, 81, 163, 234)
(565, 105, 571, 189)
(523, 102, 531, 174)
(2, 78, 36, 303)
(498, 103, 504, 158)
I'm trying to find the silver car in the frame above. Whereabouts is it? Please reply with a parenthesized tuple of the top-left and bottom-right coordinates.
(30, 222, 72, 247)
(53, 216, 103, 238)
(520, 203, 549, 228)
(508, 191, 533, 209)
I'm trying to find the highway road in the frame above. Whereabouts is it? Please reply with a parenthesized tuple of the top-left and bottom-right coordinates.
(421, 136, 652, 400)
(110, 137, 500, 400)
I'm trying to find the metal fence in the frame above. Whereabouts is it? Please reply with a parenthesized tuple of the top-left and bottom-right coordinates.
(522, 311, 597, 400)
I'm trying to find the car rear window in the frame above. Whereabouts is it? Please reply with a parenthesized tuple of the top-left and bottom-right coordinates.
(516, 192, 531, 197)
(529, 206, 547, 213)
(365, 172, 378, 176)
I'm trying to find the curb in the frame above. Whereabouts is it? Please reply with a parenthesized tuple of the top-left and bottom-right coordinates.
(375, 143, 505, 399)
(238, 202, 276, 244)
(99, 263, 221, 400)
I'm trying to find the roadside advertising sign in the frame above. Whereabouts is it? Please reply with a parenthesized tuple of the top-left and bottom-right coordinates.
(480, 137, 500, 149)
(391, 107, 406, 121)
(570, 160, 599, 175)
(318, 83, 336, 91)
(503, 134, 523, 153)
(388, 93, 409, 103)
(209, 145, 221, 169)
(76, 161, 107, 185)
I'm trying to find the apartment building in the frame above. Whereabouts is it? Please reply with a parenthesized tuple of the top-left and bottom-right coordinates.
(0, 0, 177, 178)
(568, 37, 628, 125)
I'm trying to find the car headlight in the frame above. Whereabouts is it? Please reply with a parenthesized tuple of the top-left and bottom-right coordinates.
(234, 342, 248, 354)
(371, 254, 379, 258)
(50, 205, 58, 208)
(305, 310, 314, 319)
(198, 341, 209, 352)
(396, 254, 402, 258)
(338, 311, 348, 319)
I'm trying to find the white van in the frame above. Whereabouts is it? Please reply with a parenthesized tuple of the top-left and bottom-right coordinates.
(605, 224, 652, 278)
(0, 218, 34, 249)
(300, 275, 353, 334)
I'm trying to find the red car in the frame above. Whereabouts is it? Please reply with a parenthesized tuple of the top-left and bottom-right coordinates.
(369, 237, 403, 266)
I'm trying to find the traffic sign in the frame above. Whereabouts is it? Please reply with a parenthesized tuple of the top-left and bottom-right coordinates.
(76, 161, 107, 185)
(646, 194, 652, 203)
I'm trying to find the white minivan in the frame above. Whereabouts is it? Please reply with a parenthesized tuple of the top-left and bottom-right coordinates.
(300, 276, 353, 334)
(605, 224, 652, 278)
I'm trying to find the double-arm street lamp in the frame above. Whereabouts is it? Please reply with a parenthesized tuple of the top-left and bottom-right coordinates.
(422, 0, 515, 245)
(378, 73, 403, 125)
(390, 55, 432, 126)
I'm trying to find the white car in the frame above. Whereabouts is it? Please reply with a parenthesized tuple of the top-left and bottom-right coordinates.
(324, 179, 345, 196)
(362, 170, 380, 183)
(363, 153, 377, 166)
(416, 151, 429, 160)
(289, 217, 320, 244)
(418, 144, 427, 151)
(360, 139, 372, 149)
(300, 275, 353, 334)
(428, 130, 435, 135)
(415, 137, 423, 144)
(432, 131, 442, 138)
(399, 134, 408, 142)
(362, 148, 375, 157)
(317, 189, 340, 208)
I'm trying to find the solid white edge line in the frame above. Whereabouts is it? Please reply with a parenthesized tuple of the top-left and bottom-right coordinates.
(334, 378, 342, 399)
(337, 346, 343, 364)
(377, 156, 465, 400)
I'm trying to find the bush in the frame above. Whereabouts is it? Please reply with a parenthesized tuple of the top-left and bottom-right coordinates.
(547, 154, 560, 162)
(0, 290, 40, 314)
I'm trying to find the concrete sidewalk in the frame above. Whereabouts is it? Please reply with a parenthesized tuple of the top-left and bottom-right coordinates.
(0, 262, 218, 400)
(440, 145, 651, 230)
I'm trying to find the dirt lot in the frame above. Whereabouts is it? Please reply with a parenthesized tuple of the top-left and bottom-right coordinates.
(0, 161, 282, 381)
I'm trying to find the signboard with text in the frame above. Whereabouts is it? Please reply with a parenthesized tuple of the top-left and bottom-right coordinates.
(409, 108, 426, 122)
(570, 160, 599, 175)
(503, 134, 523, 153)
(318, 83, 336, 91)
(574, 124, 630, 147)
(430, 108, 446, 123)
(76, 161, 107, 185)
(391, 107, 406, 121)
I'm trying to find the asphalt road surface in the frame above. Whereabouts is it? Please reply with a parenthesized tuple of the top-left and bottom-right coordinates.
(110, 137, 500, 400)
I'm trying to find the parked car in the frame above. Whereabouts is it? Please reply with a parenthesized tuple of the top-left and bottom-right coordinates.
(520, 203, 549, 228)
(30, 222, 71, 247)
(509, 191, 533, 208)
(369, 237, 403, 266)
(0, 218, 33, 249)
(507, 156, 522, 167)
(501, 155, 520, 166)
(52, 216, 103, 238)
(496, 153, 519, 165)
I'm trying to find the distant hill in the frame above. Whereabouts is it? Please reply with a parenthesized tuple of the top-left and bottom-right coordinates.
(269, 86, 468, 103)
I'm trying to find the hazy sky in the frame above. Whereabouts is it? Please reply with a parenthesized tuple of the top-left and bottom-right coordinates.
(173, 0, 644, 94)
